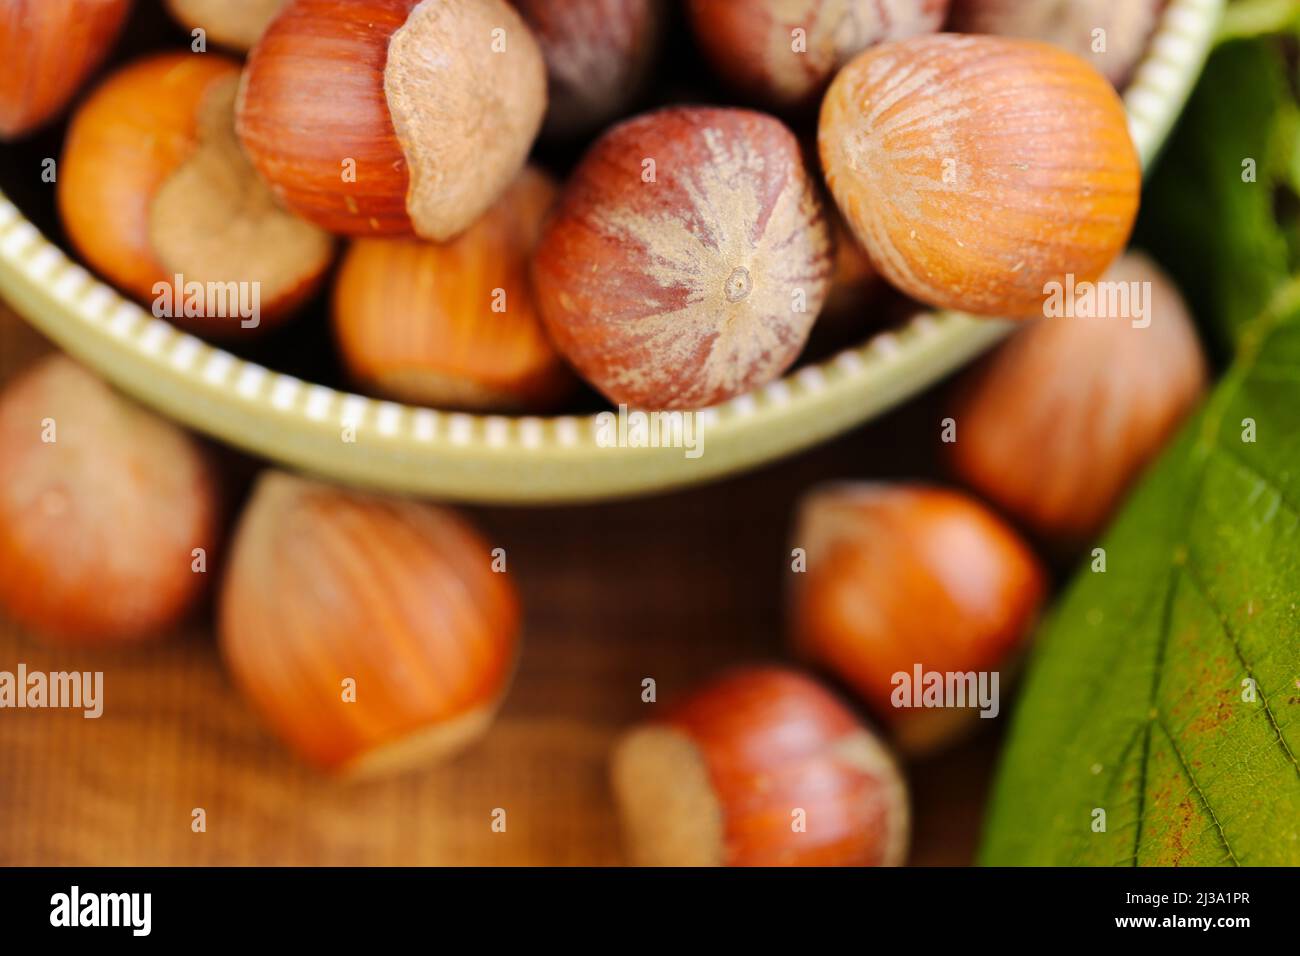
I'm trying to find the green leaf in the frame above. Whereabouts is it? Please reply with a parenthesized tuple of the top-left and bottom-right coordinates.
(1217, 0, 1300, 42)
(1136, 38, 1297, 354)
(980, 285, 1300, 866)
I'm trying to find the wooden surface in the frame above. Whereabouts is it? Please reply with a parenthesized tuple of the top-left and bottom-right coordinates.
(0, 302, 998, 866)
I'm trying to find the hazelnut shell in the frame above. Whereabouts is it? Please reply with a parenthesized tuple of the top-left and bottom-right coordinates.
(947, 252, 1208, 542)
(0, 356, 221, 645)
(611, 666, 910, 866)
(532, 106, 833, 410)
(819, 33, 1141, 319)
(789, 483, 1047, 754)
(218, 472, 521, 776)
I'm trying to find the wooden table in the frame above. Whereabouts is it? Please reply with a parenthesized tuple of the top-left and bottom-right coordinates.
(0, 302, 996, 866)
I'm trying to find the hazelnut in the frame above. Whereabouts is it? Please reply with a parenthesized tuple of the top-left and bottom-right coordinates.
(947, 252, 1207, 543)
(236, 0, 546, 241)
(611, 666, 909, 866)
(532, 106, 834, 410)
(164, 0, 289, 52)
(58, 53, 334, 335)
(0, 0, 132, 139)
(819, 34, 1141, 319)
(0, 355, 222, 646)
(949, 0, 1163, 88)
(218, 471, 521, 777)
(510, 0, 664, 139)
(333, 167, 575, 412)
(686, 0, 949, 108)
(789, 483, 1047, 755)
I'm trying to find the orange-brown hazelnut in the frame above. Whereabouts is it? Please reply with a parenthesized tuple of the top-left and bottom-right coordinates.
(0, 0, 132, 139)
(0, 355, 221, 646)
(819, 34, 1140, 319)
(947, 252, 1208, 543)
(332, 167, 575, 412)
(236, 0, 546, 241)
(58, 53, 334, 336)
(611, 666, 909, 866)
(789, 483, 1047, 754)
(218, 471, 521, 777)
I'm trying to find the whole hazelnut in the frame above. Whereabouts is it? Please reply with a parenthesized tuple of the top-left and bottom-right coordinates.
(532, 106, 834, 410)
(164, 0, 289, 52)
(789, 483, 1047, 755)
(510, 0, 664, 139)
(218, 471, 521, 777)
(819, 34, 1141, 319)
(611, 666, 909, 866)
(687, 0, 949, 108)
(949, 0, 1163, 88)
(236, 0, 546, 241)
(333, 167, 575, 412)
(0, 355, 222, 645)
(58, 53, 334, 335)
(0, 0, 132, 139)
(947, 252, 1207, 543)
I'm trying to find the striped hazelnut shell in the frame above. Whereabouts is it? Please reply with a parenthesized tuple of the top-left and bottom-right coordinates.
(58, 53, 334, 334)
(611, 666, 910, 866)
(819, 33, 1141, 319)
(0, 0, 132, 139)
(236, 0, 546, 241)
(946, 252, 1207, 542)
(333, 166, 575, 412)
(218, 472, 521, 777)
(532, 106, 833, 410)
(687, 0, 949, 108)
(789, 483, 1047, 754)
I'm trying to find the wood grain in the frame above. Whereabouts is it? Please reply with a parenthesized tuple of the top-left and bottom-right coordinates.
(0, 299, 997, 866)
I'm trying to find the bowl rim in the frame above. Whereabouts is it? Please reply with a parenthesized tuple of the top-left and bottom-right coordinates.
(0, 0, 1224, 504)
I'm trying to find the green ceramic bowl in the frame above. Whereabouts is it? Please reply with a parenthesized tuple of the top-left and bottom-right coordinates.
(0, 0, 1223, 503)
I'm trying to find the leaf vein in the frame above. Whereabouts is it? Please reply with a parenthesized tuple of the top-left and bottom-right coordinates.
(1211, 440, 1300, 522)
(1155, 718, 1241, 866)
(1177, 558, 1300, 779)
(1130, 722, 1153, 867)
(1134, 565, 1184, 866)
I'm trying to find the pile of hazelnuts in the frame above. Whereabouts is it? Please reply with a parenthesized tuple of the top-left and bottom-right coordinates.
(0, 0, 1208, 865)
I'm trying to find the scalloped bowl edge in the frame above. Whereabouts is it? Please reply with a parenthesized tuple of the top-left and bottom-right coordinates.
(0, 0, 1223, 503)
